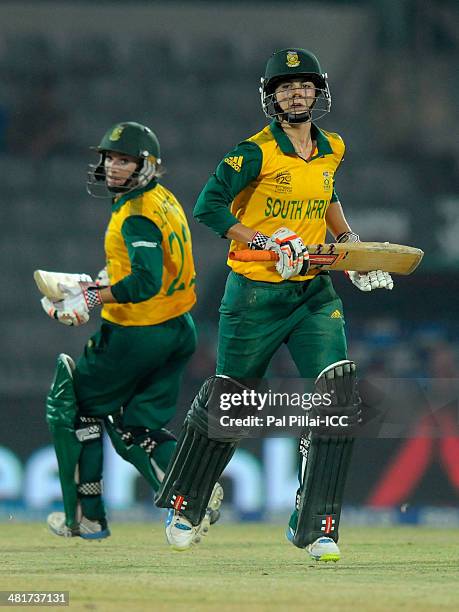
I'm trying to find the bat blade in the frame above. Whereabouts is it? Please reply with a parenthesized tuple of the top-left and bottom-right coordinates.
(308, 242, 424, 275)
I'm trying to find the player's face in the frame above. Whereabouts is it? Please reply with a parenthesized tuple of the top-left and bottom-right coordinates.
(104, 152, 138, 187)
(274, 79, 316, 116)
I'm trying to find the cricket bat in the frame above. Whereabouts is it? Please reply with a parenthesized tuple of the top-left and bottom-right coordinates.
(229, 242, 423, 275)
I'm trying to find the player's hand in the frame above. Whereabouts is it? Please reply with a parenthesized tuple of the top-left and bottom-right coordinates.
(265, 227, 309, 280)
(40, 281, 103, 326)
(336, 231, 360, 244)
(338, 231, 393, 290)
(58, 282, 103, 311)
(95, 266, 109, 286)
(41, 296, 90, 326)
(347, 270, 394, 292)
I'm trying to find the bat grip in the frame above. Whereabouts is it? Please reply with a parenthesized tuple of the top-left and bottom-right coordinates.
(228, 250, 311, 276)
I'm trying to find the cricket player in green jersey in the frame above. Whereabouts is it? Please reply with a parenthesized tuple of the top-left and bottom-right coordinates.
(156, 49, 393, 559)
(41, 121, 222, 540)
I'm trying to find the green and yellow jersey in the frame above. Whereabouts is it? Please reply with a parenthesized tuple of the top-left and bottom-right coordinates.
(194, 120, 345, 282)
(103, 179, 196, 326)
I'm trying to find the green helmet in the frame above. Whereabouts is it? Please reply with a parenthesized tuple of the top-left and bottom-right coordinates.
(87, 122, 162, 198)
(260, 48, 331, 124)
(97, 121, 160, 159)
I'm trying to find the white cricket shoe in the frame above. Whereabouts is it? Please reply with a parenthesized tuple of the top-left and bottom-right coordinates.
(165, 482, 224, 550)
(307, 536, 340, 562)
(165, 510, 199, 551)
(47, 512, 110, 540)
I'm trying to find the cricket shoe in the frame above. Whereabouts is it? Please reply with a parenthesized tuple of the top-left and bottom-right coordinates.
(286, 527, 340, 562)
(307, 537, 340, 562)
(165, 510, 200, 551)
(47, 512, 110, 540)
(193, 482, 224, 543)
(165, 482, 224, 551)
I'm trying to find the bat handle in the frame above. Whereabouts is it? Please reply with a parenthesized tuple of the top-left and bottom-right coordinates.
(299, 250, 310, 276)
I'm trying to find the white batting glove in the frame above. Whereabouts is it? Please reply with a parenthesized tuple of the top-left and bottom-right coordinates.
(41, 282, 103, 326)
(336, 231, 360, 244)
(265, 227, 309, 280)
(59, 282, 103, 311)
(347, 270, 394, 292)
(41, 296, 90, 326)
(95, 266, 109, 286)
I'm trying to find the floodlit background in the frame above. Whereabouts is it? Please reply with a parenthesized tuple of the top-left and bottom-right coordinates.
(0, 0, 458, 523)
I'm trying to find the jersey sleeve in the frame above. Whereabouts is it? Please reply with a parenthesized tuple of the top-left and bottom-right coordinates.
(110, 215, 164, 304)
(193, 141, 263, 237)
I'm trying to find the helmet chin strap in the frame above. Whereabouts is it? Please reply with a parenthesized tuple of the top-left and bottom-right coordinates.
(284, 109, 312, 124)
(285, 93, 315, 124)
(107, 184, 130, 194)
(272, 91, 315, 125)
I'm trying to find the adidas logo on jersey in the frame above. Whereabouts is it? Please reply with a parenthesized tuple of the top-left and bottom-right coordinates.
(330, 309, 342, 319)
(224, 156, 243, 172)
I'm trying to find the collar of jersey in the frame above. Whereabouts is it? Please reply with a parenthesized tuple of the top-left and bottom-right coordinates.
(111, 177, 158, 211)
(269, 120, 333, 157)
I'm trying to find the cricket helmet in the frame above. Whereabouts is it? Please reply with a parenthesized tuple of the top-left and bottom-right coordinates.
(87, 121, 162, 198)
(260, 48, 331, 124)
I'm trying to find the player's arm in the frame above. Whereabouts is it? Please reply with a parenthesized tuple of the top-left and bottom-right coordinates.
(193, 141, 262, 239)
(194, 141, 306, 279)
(97, 285, 116, 303)
(40, 217, 164, 325)
(324, 145, 358, 243)
(110, 215, 163, 304)
(225, 223, 257, 244)
(325, 195, 358, 242)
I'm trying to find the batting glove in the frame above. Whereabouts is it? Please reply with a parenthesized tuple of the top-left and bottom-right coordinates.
(347, 270, 394, 292)
(41, 296, 90, 326)
(265, 227, 309, 280)
(337, 232, 394, 291)
(95, 266, 109, 287)
(336, 231, 360, 244)
(59, 281, 103, 310)
(41, 281, 103, 326)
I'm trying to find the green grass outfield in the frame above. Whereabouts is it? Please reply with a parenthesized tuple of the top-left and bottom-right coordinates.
(1, 523, 458, 611)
